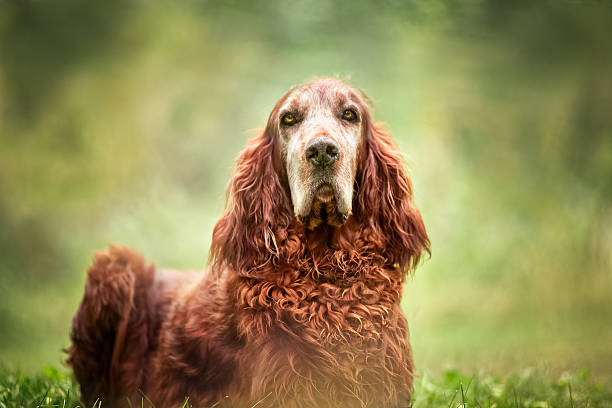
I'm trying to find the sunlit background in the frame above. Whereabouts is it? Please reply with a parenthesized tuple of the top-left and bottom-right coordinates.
(1, 0, 611, 380)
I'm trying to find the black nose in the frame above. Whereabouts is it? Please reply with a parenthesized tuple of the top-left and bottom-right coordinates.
(305, 137, 340, 168)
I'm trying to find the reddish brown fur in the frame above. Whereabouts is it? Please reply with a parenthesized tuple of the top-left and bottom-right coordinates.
(67, 79, 430, 408)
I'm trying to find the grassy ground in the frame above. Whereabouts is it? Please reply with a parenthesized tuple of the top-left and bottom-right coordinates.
(1, 366, 610, 408)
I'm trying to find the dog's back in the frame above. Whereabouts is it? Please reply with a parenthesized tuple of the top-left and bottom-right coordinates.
(67, 245, 197, 407)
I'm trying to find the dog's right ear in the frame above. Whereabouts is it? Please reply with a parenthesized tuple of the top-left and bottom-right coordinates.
(210, 97, 294, 276)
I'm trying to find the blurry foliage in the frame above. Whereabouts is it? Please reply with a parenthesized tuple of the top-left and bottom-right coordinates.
(0, 0, 611, 376)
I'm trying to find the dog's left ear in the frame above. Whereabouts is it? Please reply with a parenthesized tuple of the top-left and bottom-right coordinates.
(356, 118, 430, 272)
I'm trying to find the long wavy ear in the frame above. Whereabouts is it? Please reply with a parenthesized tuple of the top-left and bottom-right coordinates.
(210, 105, 293, 275)
(356, 117, 430, 272)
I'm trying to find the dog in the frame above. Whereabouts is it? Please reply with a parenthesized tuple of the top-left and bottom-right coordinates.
(67, 77, 430, 407)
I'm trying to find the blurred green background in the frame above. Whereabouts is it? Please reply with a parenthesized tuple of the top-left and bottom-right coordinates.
(1, 0, 611, 380)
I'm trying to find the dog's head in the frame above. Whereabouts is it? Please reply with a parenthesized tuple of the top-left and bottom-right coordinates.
(211, 78, 429, 275)
(269, 78, 365, 227)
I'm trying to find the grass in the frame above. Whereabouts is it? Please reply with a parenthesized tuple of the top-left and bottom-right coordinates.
(0, 366, 77, 408)
(1, 366, 610, 408)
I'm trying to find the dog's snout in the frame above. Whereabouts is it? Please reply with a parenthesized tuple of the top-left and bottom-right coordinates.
(305, 137, 340, 168)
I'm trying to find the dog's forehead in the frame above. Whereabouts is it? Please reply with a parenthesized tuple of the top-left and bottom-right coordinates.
(281, 80, 358, 112)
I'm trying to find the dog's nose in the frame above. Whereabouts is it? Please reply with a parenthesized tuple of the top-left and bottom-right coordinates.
(305, 137, 340, 168)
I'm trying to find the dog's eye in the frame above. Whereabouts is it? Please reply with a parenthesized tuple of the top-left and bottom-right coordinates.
(281, 113, 298, 126)
(342, 109, 357, 122)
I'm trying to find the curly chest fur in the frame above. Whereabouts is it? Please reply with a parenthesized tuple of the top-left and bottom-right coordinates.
(229, 272, 414, 407)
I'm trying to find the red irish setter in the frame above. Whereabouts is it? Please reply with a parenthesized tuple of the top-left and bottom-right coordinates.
(67, 78, 430, 408)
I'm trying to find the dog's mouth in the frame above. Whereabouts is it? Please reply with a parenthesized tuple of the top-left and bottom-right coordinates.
(314, 183, 334, 203)
(297, 183, 349, 230)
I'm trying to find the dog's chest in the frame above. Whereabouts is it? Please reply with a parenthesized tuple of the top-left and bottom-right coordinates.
(234, 277, 404, 349)
(229, 276, 412, 407)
